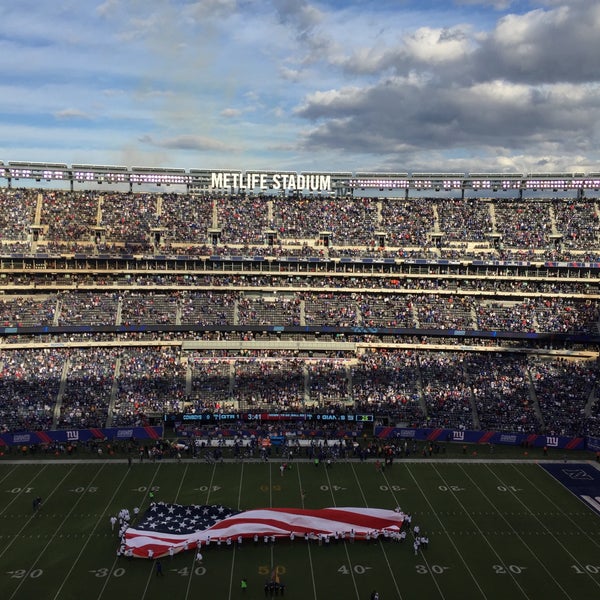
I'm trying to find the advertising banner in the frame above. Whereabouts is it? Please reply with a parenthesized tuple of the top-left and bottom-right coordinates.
(0, 426, 162, 447)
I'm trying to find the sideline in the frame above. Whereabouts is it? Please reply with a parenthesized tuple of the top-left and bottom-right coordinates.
(1, 457, 599, 466)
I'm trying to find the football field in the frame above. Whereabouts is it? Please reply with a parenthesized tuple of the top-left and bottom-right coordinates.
(0, 458, 599, 600)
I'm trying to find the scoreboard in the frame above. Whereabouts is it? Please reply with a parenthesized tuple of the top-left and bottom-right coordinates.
(165, 412, 374, 424)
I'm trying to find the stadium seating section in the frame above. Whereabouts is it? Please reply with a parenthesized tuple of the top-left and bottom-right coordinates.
(0, 188, 598, 438)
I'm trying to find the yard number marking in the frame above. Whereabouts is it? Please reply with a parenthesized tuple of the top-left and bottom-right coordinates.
(438, 485, 465, 492)
(571, 565, 600, 575)
(416, 564, 449, 575)
(8, 569, 43, 579)
(338, 564, 372, 575)
(493, 564, 527, 574)
(258, 565, 286, 576)
(194, 486, 221, 492)
(174, 566, 206, 576)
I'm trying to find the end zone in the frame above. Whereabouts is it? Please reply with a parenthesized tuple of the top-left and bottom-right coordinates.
(540, 463, 600, 517)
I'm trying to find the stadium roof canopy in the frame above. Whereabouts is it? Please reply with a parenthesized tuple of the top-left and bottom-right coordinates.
(1, 160, 600, 192)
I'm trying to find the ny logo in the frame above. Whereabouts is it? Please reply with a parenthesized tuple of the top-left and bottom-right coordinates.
(453, 431, 465, 441)
(66, 431, 79, 441)
(545, 436, 559, 447)
(562, 469, 593, 481)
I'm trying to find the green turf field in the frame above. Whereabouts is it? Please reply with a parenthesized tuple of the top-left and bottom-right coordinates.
(0, 458, 599, 600)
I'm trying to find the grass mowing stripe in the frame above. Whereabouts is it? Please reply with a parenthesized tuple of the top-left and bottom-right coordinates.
(489, 464, 600, 593)
(433, 464, 533, 600)
(324, 463, 360, 600)
(51, 467, 132, 600)
(0, 464, 48, 517)
(296, 461, 318, 600)
(0, 464, 72, 562)
(9, 464, 105, 600)
(349, 462, 405, 600)
(520, 463, 600, 549)
(403, 463, 489, 600)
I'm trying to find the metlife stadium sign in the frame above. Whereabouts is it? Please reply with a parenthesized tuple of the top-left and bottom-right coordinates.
(210, 171, 331, 192)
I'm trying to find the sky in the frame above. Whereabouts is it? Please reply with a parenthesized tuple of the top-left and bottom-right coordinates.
(1, 0, 599, 175)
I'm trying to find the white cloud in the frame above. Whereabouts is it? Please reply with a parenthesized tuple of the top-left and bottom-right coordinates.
(142, 134, 234, 152)
(53, 108, 93, 120)
(404, 26, 472, 63)
(1, 1, 600, 172)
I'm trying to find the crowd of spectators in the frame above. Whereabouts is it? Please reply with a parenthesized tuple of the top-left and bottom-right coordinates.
(2, 287, 597, 335)
(380, 198, 434, 247)
(529, 357, 596, 436)
(272, 196, 378, 246)
(57, 347, 118, 428)
(0, 188, 37, 240)
(2, 189, 594, 261)
(0, 348, 65, 431)
(218, 195, 270, 244)
(0, 187, 599, 442)
(493, 200, 553, 249)
(552, 200, 599, 251)
(437, 198, 492, 242)
(111, 347, 186, 426)
(1, 347, 597, 437)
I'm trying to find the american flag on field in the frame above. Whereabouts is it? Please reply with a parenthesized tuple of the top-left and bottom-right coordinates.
(124, 502, 404, 558)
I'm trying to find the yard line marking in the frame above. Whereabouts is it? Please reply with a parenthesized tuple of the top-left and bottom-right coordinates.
(296, 463, 318, 600)
(9, 464, 105, 600)
(0, 464, 19, 486)
(53, 467, 131, 600)
(517, 464, 600, 549)
(350, 462, 404, 600)
(137, 465, 166, 600)
(228, 545, 238, 600)
(486, 464, 600, 593)
(431, 464, 540, 598)
(0, 464, 73, 561)
(403, 464, 489, 600)
(269, 462, 274, 573)
(174, 463, 189, 503)
(205, 462, 217, 504)
(228, 462, 245, 600)
(324, 464, 360, 600)
(237, 462, 244, 511)
(0, 464, 48, 518)
(185, 462, 217, 600)
(269, 461, 273, 508)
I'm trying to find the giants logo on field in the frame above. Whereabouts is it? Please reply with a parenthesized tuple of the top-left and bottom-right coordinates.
(546, 436, 559, 447)
(66, 431, 79, 441)
(453, 431, 465, 441)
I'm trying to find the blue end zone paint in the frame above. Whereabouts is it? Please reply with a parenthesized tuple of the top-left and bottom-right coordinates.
(541, 463, 600, 517)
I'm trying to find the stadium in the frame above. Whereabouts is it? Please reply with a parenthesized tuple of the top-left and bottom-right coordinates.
(1, 161, 599, 600)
